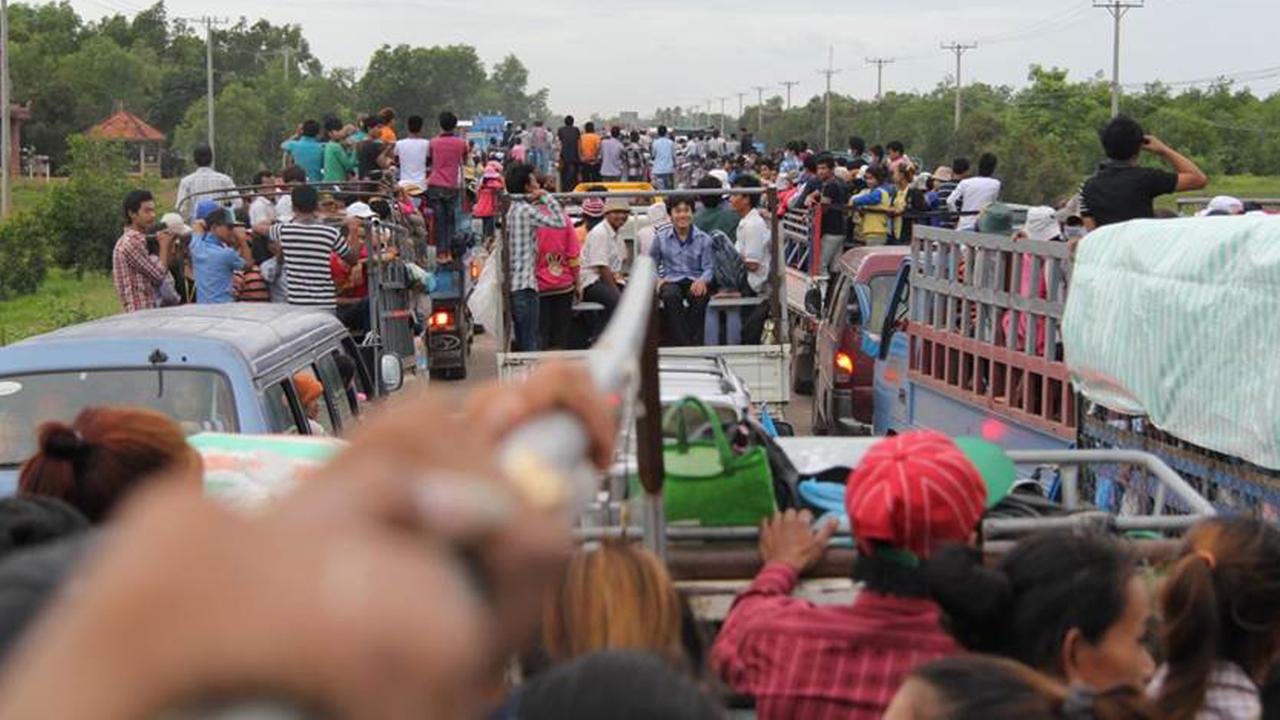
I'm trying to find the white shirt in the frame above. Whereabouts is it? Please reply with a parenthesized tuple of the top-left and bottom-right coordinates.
(176, 166, 240, 222)
(395, 137, 431, 188)
(736, 210, 771, 294)
(581, 221, 626, 289)
(947, 176, 1002, 231)
(248, 196, 277, 227)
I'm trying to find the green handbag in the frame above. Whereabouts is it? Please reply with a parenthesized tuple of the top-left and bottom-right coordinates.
(661, 396, 776, 527)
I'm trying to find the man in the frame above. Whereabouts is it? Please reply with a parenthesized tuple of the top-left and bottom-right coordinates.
(624, 130, 648, 182)
(937, 158, 965, 206)
(730, 175, 772, 344)
(713, 431, 999, 719)
(886, 140, 908, 172)
(504, 163, 569, 352)
(580, 196, 630, 331)
(190, 204, 252, 304)
(805, 153, 850, 273)
(321, 116, 357, 183)
(426, 111, 469, 260)
(557, 116, 581, 192)
(175, 144, 237, 222)
(248, 170, 279, 228)
(253, 184, 359, 310)
(599, 126, 626, 182)
(739, 126, 754, 157)
(375, 107, 397, 143)
(726, 133, 741, 158)
(578, 122, 603, 183)
(281, 120, 325, 182)
(693, 176, 739, 239)
(651, 125, 676, 191)
(707, 130, 726, 157)
(780, 143, 802, 175)
(112, 190, 174, 313)
(847, 136, 868, 168)
(650, 195, 714, 346)
(1080, 115, 1207, 230)
(528, 119, 552, 176)
(947, 153, 1001, 232)
(395, 115, 430, 190)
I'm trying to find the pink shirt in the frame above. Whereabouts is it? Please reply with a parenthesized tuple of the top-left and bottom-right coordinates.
(427, 134, 468, 189)
(535, 205, 579, 294)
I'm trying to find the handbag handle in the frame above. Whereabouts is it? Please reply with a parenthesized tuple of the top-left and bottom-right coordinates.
(661, 395, 735, 471)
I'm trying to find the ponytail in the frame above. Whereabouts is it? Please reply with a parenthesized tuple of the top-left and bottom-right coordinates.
(18, 422, 88, 510)
(925, 544, 1012, 654)
(1156, 553, 1220, 720)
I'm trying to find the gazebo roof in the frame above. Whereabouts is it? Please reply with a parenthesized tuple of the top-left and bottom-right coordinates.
(88, 109, 165, 143)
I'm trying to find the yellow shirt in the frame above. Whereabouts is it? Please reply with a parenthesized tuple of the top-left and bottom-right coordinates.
(853, 187, 892, 243)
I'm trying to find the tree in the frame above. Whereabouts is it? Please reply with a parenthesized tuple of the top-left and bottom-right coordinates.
(43, 136, 133, 275)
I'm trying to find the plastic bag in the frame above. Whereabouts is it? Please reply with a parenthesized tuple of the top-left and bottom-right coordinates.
(468, 253, 501, 332)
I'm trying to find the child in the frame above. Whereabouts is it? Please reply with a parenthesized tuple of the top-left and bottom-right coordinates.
(472, 161, 505, 243)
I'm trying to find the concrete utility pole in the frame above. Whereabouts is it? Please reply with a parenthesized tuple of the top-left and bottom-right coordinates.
(866, 57, 895, 100)
(817, 45, 841, 151)
(941, 42, 977, 132)
(1, 0, 10, 217)
(1094, 0, 1144, 117)
(751, 85, 768, 132)
(779, 80, 800, 110)
(718, 97, 727, 135)
(736, 91, 746, 119)
(188, 16, 230, 169)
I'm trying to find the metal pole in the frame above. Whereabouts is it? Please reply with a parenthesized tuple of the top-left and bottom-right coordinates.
(1, 0, 10, 218)
(205, 18, 215, 168)
(635, 295, 666, 559)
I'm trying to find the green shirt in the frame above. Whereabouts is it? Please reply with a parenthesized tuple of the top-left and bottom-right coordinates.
(322, 141, 356, 182)
(694, 204, 740, 241)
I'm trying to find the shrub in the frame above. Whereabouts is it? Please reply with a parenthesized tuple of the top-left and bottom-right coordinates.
(44, 134, 132, 275)
(0, 210, 49, 301)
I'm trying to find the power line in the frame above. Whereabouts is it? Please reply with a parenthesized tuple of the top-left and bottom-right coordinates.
(1123, 64, 1280, 90)
(818, 46, 841, 150)
(940, 42, 977, 131)
(1094, 0, 1144, 117)
(779, 80, 800, 110)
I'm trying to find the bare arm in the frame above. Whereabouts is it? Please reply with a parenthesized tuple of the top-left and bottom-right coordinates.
(1145, 136, 1208, 192)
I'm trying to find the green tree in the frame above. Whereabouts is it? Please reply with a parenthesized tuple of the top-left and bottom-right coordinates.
(43, 135, 134, 275)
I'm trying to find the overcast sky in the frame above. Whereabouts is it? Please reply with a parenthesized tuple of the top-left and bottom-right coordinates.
(71, 0, 1280, 118)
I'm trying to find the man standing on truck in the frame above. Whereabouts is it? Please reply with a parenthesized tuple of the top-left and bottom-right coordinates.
(190, 204, 252, 305)
(1079, 115, 1208, 230)
(651, 125, 676, 190)
(113, 189, 175, 313)
(557, 116, 581, 192)
(651, 196, 715, 346)
(805, 153, 850, 273)
(280, 120, 325, 182)
(175, 144, 238, 223)
(254, 184, 359, 311)
(947, 153, 1001, 232)
(579, 122, 603, 184)
(504, 163, 569, 352)
(528, 119, 552, 176)
(426, 111, 469, 261)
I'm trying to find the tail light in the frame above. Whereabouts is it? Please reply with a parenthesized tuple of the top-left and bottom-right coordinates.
(428, 310, 454, 330)
(835, 350, 855, 383)
(470, 261, 482, 280)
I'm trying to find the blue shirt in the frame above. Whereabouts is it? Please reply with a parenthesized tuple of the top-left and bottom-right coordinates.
(281, 136, 324, 181)
(652, 137, 676, 175)
(649, 224, 714, 283)
(191, 232, 245, 304)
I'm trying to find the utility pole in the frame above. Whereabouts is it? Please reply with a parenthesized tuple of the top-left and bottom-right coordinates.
(188, 16, 230, 169)
(718, 97, 727, 135)
(941, 42, 977, 132)
(705, 99, 712, 129)
(817, 45, 841, 151)
(779, 80, 800, 110)
(751, 85, 768, 132)
(736, 91, 746, 120)
(1094, 0, 1144, 117)
(1, 0, 10, 217)
(866, 57, 895, 141)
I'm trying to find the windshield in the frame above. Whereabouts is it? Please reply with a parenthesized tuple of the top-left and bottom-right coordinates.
(0, 369, 238, 466)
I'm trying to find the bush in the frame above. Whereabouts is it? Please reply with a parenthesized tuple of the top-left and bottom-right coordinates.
(0, 210, 49, 301)
(44, 134, 132, 275)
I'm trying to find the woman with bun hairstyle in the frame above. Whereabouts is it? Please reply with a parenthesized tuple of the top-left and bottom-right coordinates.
(927, 530, 1156, 691)
(886, 655, 1160, 720)
(18, 407, 201, 523)
(1151, 517, 1280, 720)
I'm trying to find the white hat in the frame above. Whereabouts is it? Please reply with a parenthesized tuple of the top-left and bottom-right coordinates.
(1199, 195, 1244, 216)
(345, 202, 376, 219)
(160, 212, 191, 235)
(708, 169, 730, 188)
(1022, 206, 1061, 243)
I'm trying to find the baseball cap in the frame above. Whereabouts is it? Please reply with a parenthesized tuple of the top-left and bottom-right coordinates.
(160, 212, 191, 236)
(194, 199, 221, 221)
(844, 430, 990, 560)
(345, 202, 376, 220)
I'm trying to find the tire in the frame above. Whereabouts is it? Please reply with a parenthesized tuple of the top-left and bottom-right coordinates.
(810, 390, 829, 436)
(791, 352, 814, 396)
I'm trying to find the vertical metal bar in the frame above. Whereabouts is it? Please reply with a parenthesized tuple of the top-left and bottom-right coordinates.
(768, 187, 788, 342)
(1062, 464, 1081, 510)
(634, 295, 667, 559)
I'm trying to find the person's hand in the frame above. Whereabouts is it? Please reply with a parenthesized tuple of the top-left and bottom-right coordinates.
(759, 509, 837, 573)
(344, 215, 364, 232)
(691, 279, 708, 298)
(156, 230, 176, 248)
(1142, 135, 1170, 155)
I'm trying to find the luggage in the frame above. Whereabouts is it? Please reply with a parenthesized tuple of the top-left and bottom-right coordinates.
(661, 397, 776, 526)
(708, 229, 749, 294)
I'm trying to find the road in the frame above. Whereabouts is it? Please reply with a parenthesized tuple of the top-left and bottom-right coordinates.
(450, 331, 814, 435)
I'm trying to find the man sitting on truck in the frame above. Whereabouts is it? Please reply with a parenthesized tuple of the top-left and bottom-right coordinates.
(730, 174, 772, 344)
(651, 195, 715, 346)
(1079, 115, 1208, 231)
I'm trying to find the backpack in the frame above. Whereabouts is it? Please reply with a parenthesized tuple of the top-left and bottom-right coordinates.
(708, 229, 749, 294)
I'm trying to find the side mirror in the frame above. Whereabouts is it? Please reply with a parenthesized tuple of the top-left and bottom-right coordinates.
(380, 354, 404, 394)
(804, 286, 823, 316)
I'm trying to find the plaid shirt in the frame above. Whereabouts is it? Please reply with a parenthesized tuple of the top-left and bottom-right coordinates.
(712, 563, 961, 720)
(505, 195, 566, 292)
(1150, 662, 1262, 720)
(175, 166, 240, 221)
(112, 227, 169, 313)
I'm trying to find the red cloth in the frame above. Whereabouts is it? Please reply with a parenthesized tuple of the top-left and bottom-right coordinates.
(427, 134, 468, 189)
(712, 563, 961, 720)
(472, 177, 504, 218)
(844, 431, 986, 558)
(330, 246, 369, 299)
(534, 204, 579, 293)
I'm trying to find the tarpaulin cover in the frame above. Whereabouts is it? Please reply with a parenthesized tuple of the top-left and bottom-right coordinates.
(1063, 216, 1280, 469)
(189, 432, 345, 509)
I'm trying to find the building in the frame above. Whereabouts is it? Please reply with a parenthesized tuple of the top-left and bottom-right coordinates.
(87, 106, 165, 175)
(619, 111, 640, 127)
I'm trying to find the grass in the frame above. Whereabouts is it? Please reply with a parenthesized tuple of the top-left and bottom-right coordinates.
(0, 268, 120, 346)
(8, 175, 181, 216)
(1161, 174, 1280, 211)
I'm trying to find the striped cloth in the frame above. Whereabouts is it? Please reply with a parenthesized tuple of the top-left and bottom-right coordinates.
(233, 268, 271, 302)
(268, 221, 351, 308)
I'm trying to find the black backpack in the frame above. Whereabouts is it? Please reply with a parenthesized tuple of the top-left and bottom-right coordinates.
(708, 229, 749, 294)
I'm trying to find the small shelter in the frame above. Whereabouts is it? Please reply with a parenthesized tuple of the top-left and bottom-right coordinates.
(88, 105, 165, 175)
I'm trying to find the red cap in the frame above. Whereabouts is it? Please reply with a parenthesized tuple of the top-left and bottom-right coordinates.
(844, 430, 987, 559)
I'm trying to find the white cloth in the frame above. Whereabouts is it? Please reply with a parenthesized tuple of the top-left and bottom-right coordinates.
(248, 196, 277, 227)
(176, 167, 240, 222)
(581, 221, 626, 289)
(947, 176, 1002, 231)
(736, 210, 771, 294)
(1149, 662, 1261, 720)
(395, 138, 431, 188)
(275, 194, 294, 222)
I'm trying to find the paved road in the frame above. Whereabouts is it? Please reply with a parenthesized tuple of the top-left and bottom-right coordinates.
(448, 331, 814, 434)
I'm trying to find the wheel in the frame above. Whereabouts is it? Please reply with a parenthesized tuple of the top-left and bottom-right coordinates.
(448, 364, 468, 381)
(789, 330, 814, 396)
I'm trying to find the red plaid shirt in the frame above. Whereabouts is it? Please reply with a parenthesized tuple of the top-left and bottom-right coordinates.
(112, 227, 168, 313)
(711, 562, 961, 720)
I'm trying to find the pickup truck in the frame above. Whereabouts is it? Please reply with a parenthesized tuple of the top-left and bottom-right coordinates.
(0, 304, 402, 494)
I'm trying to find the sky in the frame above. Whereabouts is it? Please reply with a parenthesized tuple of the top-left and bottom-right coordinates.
(69, 0, 1280, 119)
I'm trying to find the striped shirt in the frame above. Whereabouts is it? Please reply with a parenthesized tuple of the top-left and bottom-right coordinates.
(711, 563, 960, 720)
(268, 220, 351, 308)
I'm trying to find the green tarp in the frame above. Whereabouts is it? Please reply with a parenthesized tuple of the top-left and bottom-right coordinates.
(1063, 216, 1280, 470)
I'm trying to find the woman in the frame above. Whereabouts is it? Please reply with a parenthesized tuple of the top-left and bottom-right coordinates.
(849, 164, 892, 246)
(535, 190, 580, 351)
(889, 163, 928, 245)
(928, 530, 1156, 692)
(19, 407, 201, 523)
(1150, 517, 1280, 720)
(886, 655, 1159, 720)
(541, 541, 692, 670)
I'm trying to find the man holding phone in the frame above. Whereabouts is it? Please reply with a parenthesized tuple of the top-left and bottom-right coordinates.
(1079, 115, 1208, 230)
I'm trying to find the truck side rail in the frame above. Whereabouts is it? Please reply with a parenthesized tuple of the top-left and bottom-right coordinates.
(908, 226, 1076, 440)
